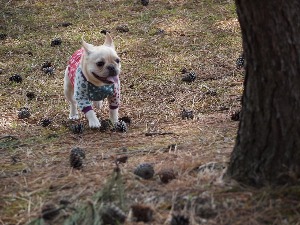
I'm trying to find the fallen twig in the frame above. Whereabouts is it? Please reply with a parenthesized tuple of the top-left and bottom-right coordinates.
(145, 132, 175, 136)
(0, 135, 19, 140)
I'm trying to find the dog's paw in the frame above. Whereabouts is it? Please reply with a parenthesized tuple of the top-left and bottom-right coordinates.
(88, 119, 101, 128)
(86, 110, 101, 128)
(69, 114, 79, 120)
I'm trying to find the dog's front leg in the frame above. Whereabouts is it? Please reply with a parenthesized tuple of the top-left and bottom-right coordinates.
(85, 110, 101, 128)
(109, 109, 118, 124)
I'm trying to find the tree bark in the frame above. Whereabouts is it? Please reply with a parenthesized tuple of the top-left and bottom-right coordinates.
(227, 0, 300, 186)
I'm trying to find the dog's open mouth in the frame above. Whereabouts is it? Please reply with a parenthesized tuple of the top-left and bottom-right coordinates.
(92, 72, 118, 84)
(92, 72, 112, 83)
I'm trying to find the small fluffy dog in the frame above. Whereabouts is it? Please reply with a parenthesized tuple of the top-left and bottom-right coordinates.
(64, 33, 121, 128)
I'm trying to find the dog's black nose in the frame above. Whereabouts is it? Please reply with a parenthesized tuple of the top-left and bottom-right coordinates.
(107, 65, 117, 76)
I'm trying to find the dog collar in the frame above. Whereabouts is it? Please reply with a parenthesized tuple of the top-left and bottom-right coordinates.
(80, 71, 88, 81)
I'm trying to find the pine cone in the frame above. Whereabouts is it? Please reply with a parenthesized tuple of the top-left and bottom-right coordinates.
(181, 109, 194, 120)
(205, 89, 217, 96)
(70, 154, 83, 169)
(182, 71, 196, 83)
(70, 147, 85, 169)
(236, 53, 245, 69)
(26, 92, 35, 100)
(167, 144, 177, 151)
(116, 155, 128, 164)
(100, 29, 108, 35)
(141, 0, 149, 6)
(59, 22, 72, 27)
(101, 204, 127, 225)
(40, 118, 52, 127)
(43, 67, 55, 75)
(0, 33, 7, 40)
(133, 163, 154, 179)
(71, 147, 85, 158)
(171, 214, 189, 225)
(18, 107, 31, 119)
(51, 38, 62, 46)
(70, 123, 84, 134)
(115, 120, 127, 132)
(231, 110, 240, 121)
(41, 203, 60, 220)
(116, 24, 129, 33)
(100, 119, 113, 132)
(131, 204, 153, 222)
(157, 169, 176, 184)
(41, 61, 52, 70)
(180, 67, 188, 74)
(119, 116, 131, 125)
(9, 74, 23, 83)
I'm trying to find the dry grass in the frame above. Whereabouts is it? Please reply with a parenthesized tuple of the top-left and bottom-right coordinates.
(1, 0, 299, 224)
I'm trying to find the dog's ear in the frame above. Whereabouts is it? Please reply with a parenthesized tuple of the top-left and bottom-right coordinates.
(103, 33, 115, 49)
(82, 39, 94, 55)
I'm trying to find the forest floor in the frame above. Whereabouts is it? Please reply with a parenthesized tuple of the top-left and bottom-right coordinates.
(1, 0, 299, 224)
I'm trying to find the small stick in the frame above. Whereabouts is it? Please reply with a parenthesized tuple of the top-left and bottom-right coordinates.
(145, 132, 174, 136)
(0, 135, 18, 140)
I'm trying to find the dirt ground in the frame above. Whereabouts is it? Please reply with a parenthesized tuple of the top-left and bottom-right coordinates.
(1, 109, 240, 224)
(1, 0, 299, 224)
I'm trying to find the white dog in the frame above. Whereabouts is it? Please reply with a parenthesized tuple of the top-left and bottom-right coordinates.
(64, 33, 121, 128)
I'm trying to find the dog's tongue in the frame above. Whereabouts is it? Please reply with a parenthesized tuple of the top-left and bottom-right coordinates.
(106, 75, 119, 83)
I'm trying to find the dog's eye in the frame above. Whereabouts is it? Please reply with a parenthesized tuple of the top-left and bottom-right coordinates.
(115, 58, 120, 64)
(96, 61, 105, 67)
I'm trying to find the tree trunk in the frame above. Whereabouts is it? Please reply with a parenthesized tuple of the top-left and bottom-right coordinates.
(227, 0, 300, 186)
